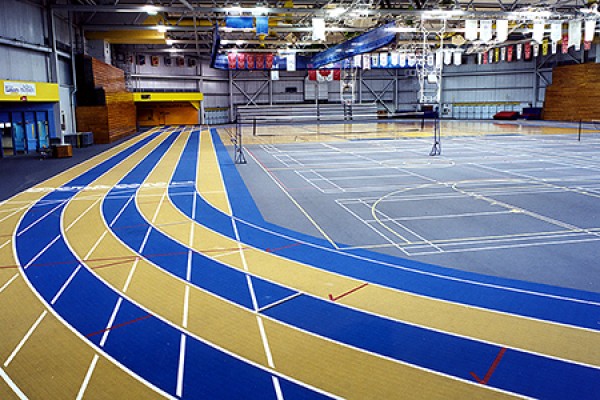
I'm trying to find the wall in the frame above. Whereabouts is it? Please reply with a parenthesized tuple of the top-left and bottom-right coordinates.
(0, 0, 76, 137)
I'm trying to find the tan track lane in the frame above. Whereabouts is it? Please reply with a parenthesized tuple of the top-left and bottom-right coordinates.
(182, 129, 600, 370)
(0, 128, 167, 399)
(131, 129, 515, 398)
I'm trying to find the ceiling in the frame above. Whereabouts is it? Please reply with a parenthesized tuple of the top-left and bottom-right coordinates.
(53, 1, 600, 57)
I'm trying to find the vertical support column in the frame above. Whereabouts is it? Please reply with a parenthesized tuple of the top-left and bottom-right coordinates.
(532, 59, 539, 107)
(229, 70, 234, 122)
(394, 69, 398, 112)
(268, 71, 273, 106)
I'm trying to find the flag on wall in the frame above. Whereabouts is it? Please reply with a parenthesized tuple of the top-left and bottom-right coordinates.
(533, 23, 545, 44)
(256, 54, 265, 69)
(507, 45, 513, 62)
(399, 52, 406, 67)
(379, 52, 388, 67)
(496, 19, 509, 43)
(237, 53, 246, 69)
(371, 54, 379, 67)
(407, 53, 417, 67)
(550, 22, 563, 44)
(542, 39, 549, 56)
(562, 34, 569, 53)
(585, 20, 597, 42)
(500, 46, 506, 61)
(151, 55, 159, 67)
(516, 43, 523, 60)
(247, 54, 255, 69)
(286, 53, 296, 71)
(354, 54, 362, 67)
(255, 16, 269, 36)
(524, 42, 532, 60)
(480, 20, 493, 42)
(488, 49, 494, 63)
(568, 20, 582, 50)
(533, 43, 539, 58)
(453, 51, 462, 66)
(465, 20, 478, 41)
(362, 54, 371, 69)
(390, 51, 399, 67)
(494, 47, 500, 63)
(265, 53, 274, 69)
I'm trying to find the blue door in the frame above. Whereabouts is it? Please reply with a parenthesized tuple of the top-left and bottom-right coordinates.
(24, 112, 37, 153)
(0, 112, 9, 157)
(11, 112, 26, 154)
(36, 111, 50, 150)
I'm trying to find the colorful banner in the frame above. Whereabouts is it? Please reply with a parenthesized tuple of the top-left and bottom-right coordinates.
(237, 53, 246, 69)
(390, 51, 399, 66)
(227, 53, 237, 69)
(362, 54, 371, 70)
(516, 43, 523, 60)
(562, 34, 569, 54)
(453, 51, 462, 66)
(256, 54, 265, 69)
(265, 53, 273, 69)
(399, 52, 406, 67)
(286, 53, 296, 71)
(524, 42, 532, 60)
(247, 54, 255, 69)
(500, 46, 506, 61)
(542, 40, 549, 56)
(480, 20, 493, 42)
(496, 19, 509, 43)
(507, 45, 513, 62)
(494, 47, 500, 63)
(255, 16, 269, 35)
(226, 16, 253, 29)
(465, 20, 478, 41)
(568, 20, 582, 50)
(533, 43, 539, 58)
(379, 52, 388, 67)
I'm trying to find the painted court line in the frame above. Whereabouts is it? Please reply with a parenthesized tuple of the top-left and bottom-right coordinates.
(329, 283, 369, 302)
(50, 265, 81, 305)
(176, 333, 186, 398)
(257, 292, 303, 313)
(0, 273, 19, 294)
(4, 310, 47, 367)
(86, 313, 152, 338)
(23, 235, 61, 269)
(16, 200, 67, 237)
(100, 297, 123, 347)
(0, 366, 27, 400)
(76, 354, 99, 400)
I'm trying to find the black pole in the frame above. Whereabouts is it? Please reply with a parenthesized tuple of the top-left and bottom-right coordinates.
(578, 119, 582, 142)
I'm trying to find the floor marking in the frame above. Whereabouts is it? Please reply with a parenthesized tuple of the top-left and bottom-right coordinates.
(0, 239, 12, 250)
(65, 197, 102, 231)
(4, 310, 47, 367)
(265, 243, 301, 253)
(76, 354, 99, 400)
(16, 200, 67, 237)
(470, 348, 507, 385)
(182, 284, 190, 328)
(328, 283, 369, 302)
(100, 297, 123, 347)
(0, 365, 27, 399)
(0, 273, 19, 294)
(90, 258, 137, 270)
(257, 292, 303, 313)
(247, 147, 339, 249)
(109, 194, 135, 227)
(176, 334, 186, 397)
(86, 313, 152, 338)
(122, 257, 139, 293)
(0, 204, 30, 224)
(23, 235, 60, 269)
(50, 264, 81, 305)
(84, 231, 108, 260)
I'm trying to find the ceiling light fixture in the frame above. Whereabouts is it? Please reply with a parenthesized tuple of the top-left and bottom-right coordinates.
(157, 23, 167, 33)
(143, 5, 158, 15)
(328, 7, 346, 18)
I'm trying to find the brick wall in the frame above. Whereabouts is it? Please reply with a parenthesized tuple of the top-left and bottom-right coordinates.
(544, 63, 600, 122)
(75, 55, 136, 143)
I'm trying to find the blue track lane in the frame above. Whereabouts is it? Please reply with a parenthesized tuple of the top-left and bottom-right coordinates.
(15, 128, 328, 399)
(145, 129, 600, 399)
(208, 129, 600, 330)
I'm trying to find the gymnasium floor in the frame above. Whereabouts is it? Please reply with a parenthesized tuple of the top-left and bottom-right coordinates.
(1, 121, 600, 399)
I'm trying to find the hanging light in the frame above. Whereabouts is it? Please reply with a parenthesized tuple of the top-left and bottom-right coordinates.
(156, 23, 167, 33)
(143, 5, 158, 15)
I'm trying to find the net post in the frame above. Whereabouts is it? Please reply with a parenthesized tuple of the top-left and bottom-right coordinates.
(253, 117, 257, 136)
(429, 114, 441, 156)
(233, 112, 247, 164)
(578, 119, 582, 142)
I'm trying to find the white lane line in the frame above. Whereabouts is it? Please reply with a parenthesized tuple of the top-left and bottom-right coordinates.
(109, 194, 135, 227)
(84, 231, 108, 261)
(16, 200, 67, 237)
(0, 273, 19, 294)
(0, 204, 30, 224)
(65, 197, 102, 231)
(50, 265, 81, 305)
(23, 235, 61, 269)
(0, 366, 27, 399)
(176, 333, 187, 398)
(122, 257, 140, 293)
(100, 297, 123, 347)
(0, 239, 11, 250)
(75, 354, 99, 400)
(4, 310, 47, 367)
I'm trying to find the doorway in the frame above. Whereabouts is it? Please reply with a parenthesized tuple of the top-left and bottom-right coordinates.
(2, 111, 50, 156)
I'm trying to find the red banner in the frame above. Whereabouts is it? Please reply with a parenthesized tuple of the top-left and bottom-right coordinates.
(246, 54, 255, 69)
(562, 34, 569, 54)
(256, 54, 265, 69)
(524, 42, 532, 60)
(228, 53, 237, 69)
(237, 53, 246, 69)
(265, 53, 273, 69)
(584, 41, 592, 51)
(507, 46, 513, 62)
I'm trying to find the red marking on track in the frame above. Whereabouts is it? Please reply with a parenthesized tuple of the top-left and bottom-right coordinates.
(266, 243, 301, 253)
(470, 347, 507, 385)
(0, 264, 19, 269)
(328, 283, 369, 302)
(86, 313, 152, 337)
(90, 257, 139, 270)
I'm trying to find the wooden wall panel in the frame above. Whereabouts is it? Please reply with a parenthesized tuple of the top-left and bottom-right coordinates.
(544, 63, 600, 122)
(75, 56, 136, 143)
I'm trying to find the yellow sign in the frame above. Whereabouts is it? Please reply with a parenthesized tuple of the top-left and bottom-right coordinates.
(0, 80, 59, 102)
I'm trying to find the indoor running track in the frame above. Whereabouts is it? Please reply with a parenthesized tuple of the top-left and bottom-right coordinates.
(1, 125, 600, 399)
